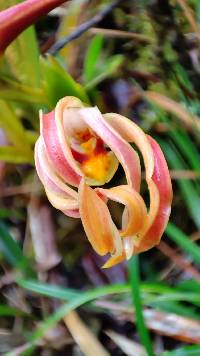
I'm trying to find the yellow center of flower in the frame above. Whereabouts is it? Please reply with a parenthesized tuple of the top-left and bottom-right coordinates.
(81, 153, 110, 183)
(71, 131, 118, 185)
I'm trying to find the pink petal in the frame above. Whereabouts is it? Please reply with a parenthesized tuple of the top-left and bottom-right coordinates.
(35, 137, 78, 200)
(79, 108, 141, 191)
(41, 110, 82, 187)
(35, 137, 80, 217)
(103, 113, 154, 181)
(135, 136, 173, 253)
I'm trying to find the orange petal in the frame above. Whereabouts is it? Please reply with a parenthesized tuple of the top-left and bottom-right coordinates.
(102, 252, 126, 269)
(98, 185, 147, 237)
(78, 179, 118, 256)
(137, 180, 160, 239)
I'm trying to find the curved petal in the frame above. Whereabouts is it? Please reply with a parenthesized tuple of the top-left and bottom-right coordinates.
(78, 179, 122, 256)
(103, 113, 154, 181)
(79, 107, 141, 191)
(62, 209, 80, 218)
(41, 97, 85, 187)
(102, 252, 126, 269)
(135, 136, 173, 253)
(35, 137, 80, 217)
(41, 110, 82, 187)
(97, 185, 147, 237)
(35, 137, 78, 201)
(137, 180, 160, 239)
(102, 113, 165, 248)
(45, 190, 78, 210)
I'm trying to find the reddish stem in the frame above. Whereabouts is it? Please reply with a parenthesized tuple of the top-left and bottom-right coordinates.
(0, 0, 67, 53)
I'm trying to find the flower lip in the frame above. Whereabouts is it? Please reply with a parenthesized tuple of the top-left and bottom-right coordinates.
(70, 130, 119, 185)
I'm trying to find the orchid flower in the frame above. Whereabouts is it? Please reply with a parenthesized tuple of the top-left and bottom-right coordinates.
(0, 0, 66, 53)
(35, 97, 172, 268)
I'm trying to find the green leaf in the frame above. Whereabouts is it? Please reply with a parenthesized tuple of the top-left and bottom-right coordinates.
(148, 300, 200, 320)
(0, 100, 32, 151)
(18, 282, 129, 354)
(41, 56, 89, 108)
(0, 146, 33, 164)
(197, 0, 200, 24)
(19, 279, 200, 305)
(128, 256, 154, 356)
(162, 345, 200, 356)
(0, 221, 35, 277)
(83, 35, 104, 82)
(18, 279, 129, 301)
(5, 28, 40, 87)
(18, 279, 79, 300)
(0, 73, 47, 104)
(166, 223, 200, 266)
(169, 129, 200, 172)
(0, 208, 25, 219)
(85, 54, 124, 90)
(0, 88, 46, 104)
(178, 279, 200, 293)
(159, 140, 200, 228)
(0, 304, 25, 317)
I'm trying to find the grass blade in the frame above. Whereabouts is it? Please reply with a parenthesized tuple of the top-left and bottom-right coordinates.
(18, 283, 129, 354)
(0, 221, 35, 277)
(162, 344, 200, 356)
(128, 256, 154, 356)
(159, 140, 200, 228)
(83, 34, 104, 82)
(166, 223, 200, 266)
(41, 56, 89, 107)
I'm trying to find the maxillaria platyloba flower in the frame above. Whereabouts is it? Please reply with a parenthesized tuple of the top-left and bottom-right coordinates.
(0, 0, 66, 54)
(35, 97, 172, 268)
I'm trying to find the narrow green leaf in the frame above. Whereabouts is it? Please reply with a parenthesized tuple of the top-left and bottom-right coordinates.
(148, 300, 200, 320)
(0, 100, 32, 151)
(0, 89, 46, 104)
(41, 56, 89, 108)
(85, 54, 124, 90)
(0, 72, 47, 105)
(18, 283, 129, 354)
(19, 279, 200, 305)
(0, 304, 25, 317)
(197, 0, 200, 23)
(0, 221, 35, 277)
(162, 345, 200, 356)
(83, 35, 104, 82)
(159, 140, 200, 228)
(169, 129, 200, 171)
(178, 279, 200, 293)
(166, 223, 200, 266)
(128, 256, 154, 356)
(0, 208, 24, 219)
(18, 279, 79, 300)
(0, 146, 33, 164)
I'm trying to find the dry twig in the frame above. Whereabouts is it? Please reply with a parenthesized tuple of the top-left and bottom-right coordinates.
(157, 241, 200, 281)
(48, 0, 122, 54)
